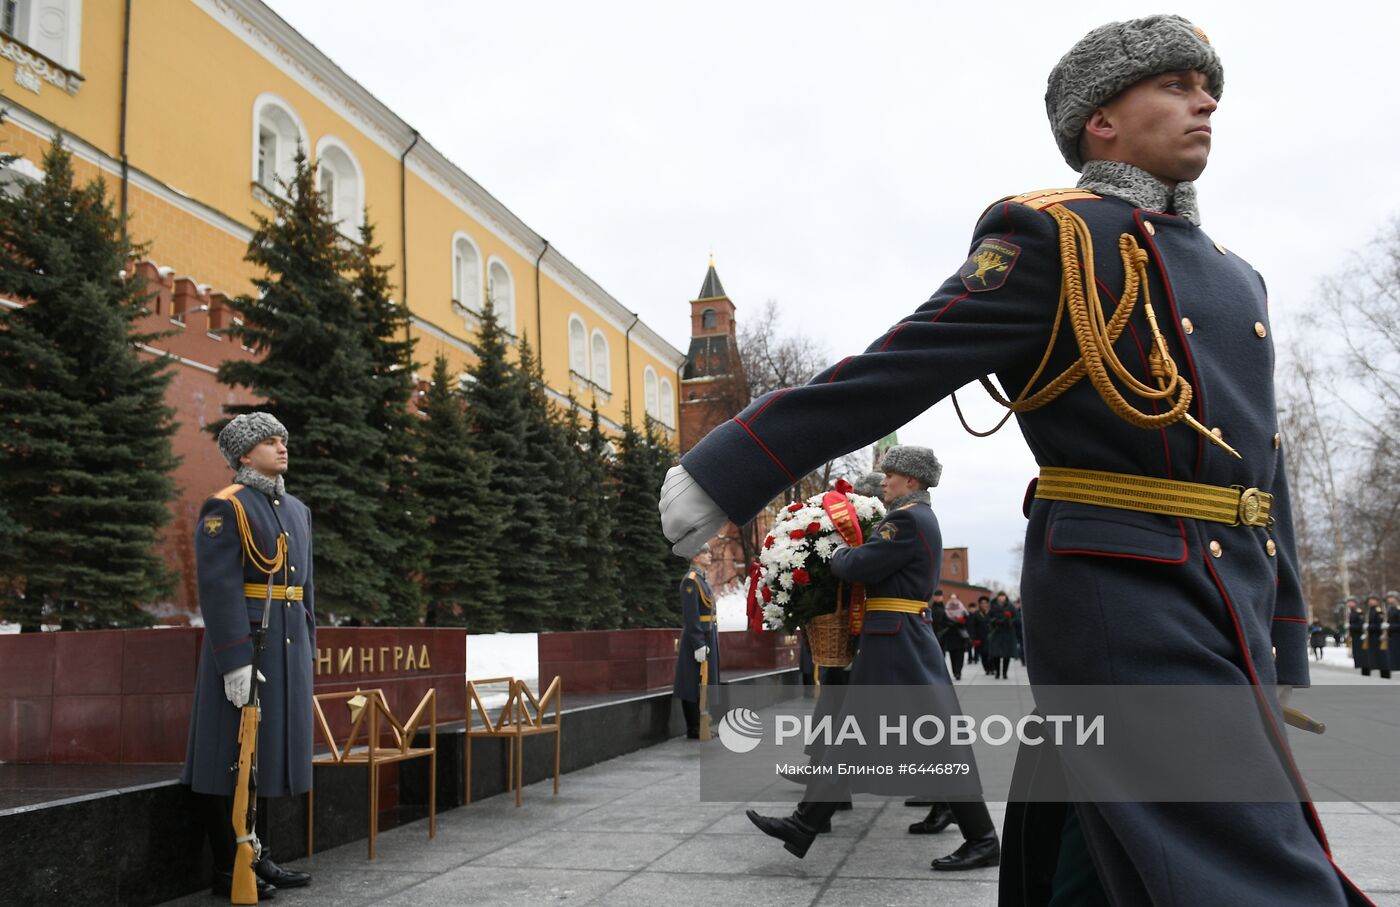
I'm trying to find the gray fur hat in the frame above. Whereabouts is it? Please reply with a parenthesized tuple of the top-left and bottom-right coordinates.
(1046, 15, 1223, 171)
(217, 412, 288, 469)
(853, 471, 885, 498)
(878, 445, 942, 489)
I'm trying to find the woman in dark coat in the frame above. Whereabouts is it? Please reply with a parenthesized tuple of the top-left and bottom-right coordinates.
(937, 592, 972, 680)
(986, 591, 1020, 679)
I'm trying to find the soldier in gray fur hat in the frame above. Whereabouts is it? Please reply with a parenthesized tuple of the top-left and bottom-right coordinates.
(664, 12, 1371, 906)
(184, 410, 315, 897)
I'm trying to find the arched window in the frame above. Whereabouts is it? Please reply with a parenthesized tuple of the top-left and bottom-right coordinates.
(452, 233, 481, 311)
(251, 94, 307, 195)
(568, 316, 588, 377)
(644, 366, 659, 420)
(486, 258, 514, 334)
(591, 330, 611, 391)
(314, 137, 364, 235)
(702, 308, 717, 330)
(658, 378, 675, 428)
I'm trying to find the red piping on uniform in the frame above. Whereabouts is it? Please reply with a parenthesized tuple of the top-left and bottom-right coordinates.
(878, 322, 912, 352)
(731, 417, 797, 483)
(827, 356, 853, 382)
(1135, 210, 1206, 479)
(915, 528, 936, 595)
(1046, 526, 1188, 564)
(930, 292, 970, 325)
(747, 388, 791, 425)
(1202, 552, 1375, 904)
(214, 636, 250, 653)
(1100, 266, 1174, 479)
(1273, 616, 1307, 623)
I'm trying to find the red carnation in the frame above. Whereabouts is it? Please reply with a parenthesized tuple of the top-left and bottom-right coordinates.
(789, 530, 806, 540)
(806, 521, 821, 536)
(763, 535, 775, 549)
(761, 585, 772, 602)
(787, 502, 803, 512)
(792, 568, 811, 586)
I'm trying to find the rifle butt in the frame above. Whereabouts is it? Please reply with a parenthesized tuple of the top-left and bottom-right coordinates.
(230, 844, 258, 904)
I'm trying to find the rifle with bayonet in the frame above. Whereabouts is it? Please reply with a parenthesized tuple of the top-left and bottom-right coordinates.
(230, 595, 273, 904)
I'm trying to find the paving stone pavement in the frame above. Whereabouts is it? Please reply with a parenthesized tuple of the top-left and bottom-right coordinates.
(163, 659, 1400, 906)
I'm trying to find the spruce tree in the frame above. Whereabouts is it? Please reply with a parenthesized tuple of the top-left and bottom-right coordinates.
(0, 139, 178, 630)
(462, 301, 553, 631)
(612, 411, 678, 628)
(544, 392, 594, 629)
(511, 334, 570, 630)
(417, 355, 499, 627)
(219, 151, 393, 624)
(578, 401, 623, 628)
(351, 219, 424, 625)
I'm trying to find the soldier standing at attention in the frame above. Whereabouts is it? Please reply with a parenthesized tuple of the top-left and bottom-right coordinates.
(674, 543, 721, 739)
(661, 15, 1371, 905)
(1362, 594, 1389, 679)
(1347, 596, 1364, 669)
(182, 413, 314, 899)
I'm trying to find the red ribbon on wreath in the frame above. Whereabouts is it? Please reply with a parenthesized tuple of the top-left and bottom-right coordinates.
(821, 489, 867, 635)
(744, 560, 765, 633)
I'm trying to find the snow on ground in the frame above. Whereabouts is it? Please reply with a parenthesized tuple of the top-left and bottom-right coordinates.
(1319, 643, 1364, 670)
(467, 632, 538, 683)
(0, 623, 18, 634)
(715, 587, 749, 631)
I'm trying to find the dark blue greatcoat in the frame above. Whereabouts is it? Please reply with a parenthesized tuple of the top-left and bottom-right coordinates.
(678, 191, 1368, 905)
(1361, 603, 1388, 673)
(1388, 603, 1400, 672)
(673, 569, 720, 702)
(807, 501, 980, 798)
(1349, 606, 1365, 668)
(182, 483, 316, 798)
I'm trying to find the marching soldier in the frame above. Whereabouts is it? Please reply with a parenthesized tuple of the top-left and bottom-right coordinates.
(673, 544, 721, 738)
(661, 15, 1370, 905)
(744, 446, 1001, 871)
(182, 412, 314, 898)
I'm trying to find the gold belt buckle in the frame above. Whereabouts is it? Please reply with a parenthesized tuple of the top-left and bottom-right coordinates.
(1233, 486, 1264, 527)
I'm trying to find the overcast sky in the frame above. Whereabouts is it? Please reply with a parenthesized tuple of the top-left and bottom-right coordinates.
(269, 1, 1400, 588)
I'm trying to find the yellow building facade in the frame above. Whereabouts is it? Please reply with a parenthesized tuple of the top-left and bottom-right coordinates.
(0, 0, 683, 431)
(1, 0, 682, 616)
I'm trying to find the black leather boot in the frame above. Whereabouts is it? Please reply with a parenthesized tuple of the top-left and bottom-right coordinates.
(908, 802, 956, 835)
(681, 699, 701, 738)
(745, 800, 839, 858)
(932, 800, 1000, 870)
(254, 848, 311, 889)
(211, 870, 277, 900)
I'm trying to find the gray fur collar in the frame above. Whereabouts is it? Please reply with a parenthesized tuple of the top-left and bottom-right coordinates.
(234, 466, 286, 498)
(889, 490, 931, 510)
(1077, 160, 1201, 226)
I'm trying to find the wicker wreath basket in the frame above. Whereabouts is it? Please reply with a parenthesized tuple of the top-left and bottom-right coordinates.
(807, 607, 854, 668)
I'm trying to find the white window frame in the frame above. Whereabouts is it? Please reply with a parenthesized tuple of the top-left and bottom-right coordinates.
(658, 377, 675, 428)
(486, 256, 515, 335)
(452, 232, 483, 314)
(590, 329, 611, 391)
(568, 315, 588, 378)
(313, 136, 365, 237)
(643, 366, 659, 421)
(250, 93, 308, 198)
(3, 0, 82, 71)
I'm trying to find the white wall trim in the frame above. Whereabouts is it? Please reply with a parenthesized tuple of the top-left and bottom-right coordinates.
(313, 133, 365, 233)
(249, 91, 308, 191)
(450, 230, 483, 310)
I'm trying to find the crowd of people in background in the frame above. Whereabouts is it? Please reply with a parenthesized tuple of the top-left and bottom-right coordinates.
(929, 589, 1022, 681)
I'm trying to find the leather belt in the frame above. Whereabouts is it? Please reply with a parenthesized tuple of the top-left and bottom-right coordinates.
(244, 583, 304, 601)
(864, 597, 928, 615)
(1035, 467, 1273, 528)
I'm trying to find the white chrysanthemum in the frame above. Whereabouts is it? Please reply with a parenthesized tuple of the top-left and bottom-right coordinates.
(774, 590, 790, 605)
(777, 570, 793, 590)
(815, 536, 838, 560)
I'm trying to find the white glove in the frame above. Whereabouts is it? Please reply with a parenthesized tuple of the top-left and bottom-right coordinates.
(222, 665, 267, 707)
(1276, 684, 1293, 709)
(659, 465, 727, 558)
(694, 645, 710, 663)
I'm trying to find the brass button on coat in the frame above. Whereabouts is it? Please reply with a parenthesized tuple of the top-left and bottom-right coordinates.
(1273, 433, 1281, 449)
(1215, 242, 1227, 255)
(1143, 221, 1156, 236)
(289, 565, 297, 573)
(1266, 539, 1277, 557)
(1209, 540, 1223, 558)
(1254, 322, 1267, 338)
(273, 499, 281, 506)
(1181, 317, 1194, 334)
